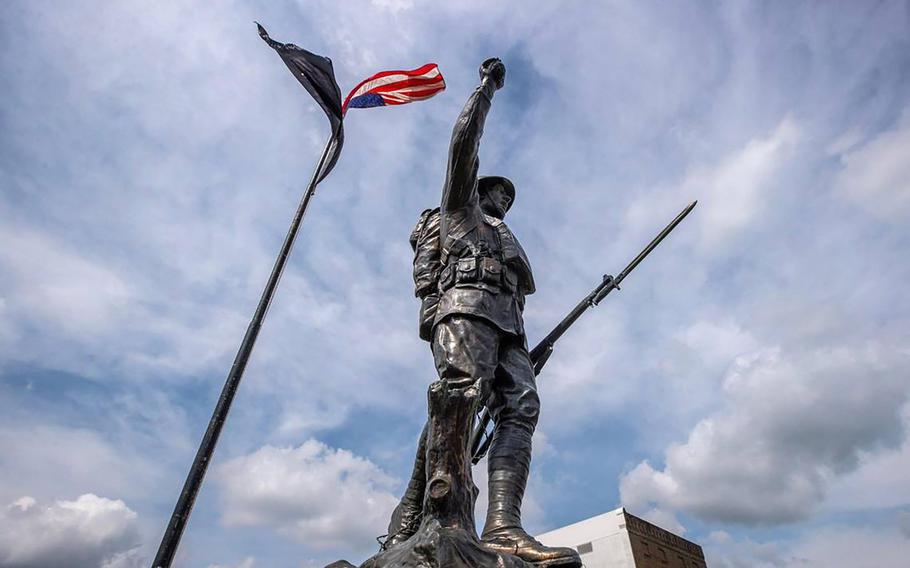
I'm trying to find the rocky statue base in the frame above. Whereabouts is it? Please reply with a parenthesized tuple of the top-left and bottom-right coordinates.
(327, 380, 532, 568)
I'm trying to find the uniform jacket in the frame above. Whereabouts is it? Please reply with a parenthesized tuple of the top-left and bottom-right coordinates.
(410, 80, 535, 338)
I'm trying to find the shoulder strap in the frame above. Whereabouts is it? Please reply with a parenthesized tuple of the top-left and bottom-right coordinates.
(440, 220, 477, 265)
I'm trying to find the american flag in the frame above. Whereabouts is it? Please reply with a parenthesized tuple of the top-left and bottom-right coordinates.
(342, 63, 446, 115)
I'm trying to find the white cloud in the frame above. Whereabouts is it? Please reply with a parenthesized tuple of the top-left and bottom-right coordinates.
(824, 403, 910, 512)
(638, 507, 687, 536)
(533, 308, 638, 428)
(370, 0, 414, 14)
(707, 524, 910, 568)
(707, 530, 731, 545)
(706, 536, 788, 568)
(0, 494, 141, 568)
(836, 110, 910, 220)
(0, 226, 132, 337)
(674, 320, 758, 361)
(216, 440, 399, 552)
(0, 221, 250, 380)
(208, 558, 256, 568)
(674, 118, 800, 250)
(620, 343, 910, 525)
(787, 525, 910, 567)
(0, 426, 156, 506)
(901, 511, 910, 539)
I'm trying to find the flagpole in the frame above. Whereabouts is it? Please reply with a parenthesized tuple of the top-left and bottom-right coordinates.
(151, 136, 335, 568)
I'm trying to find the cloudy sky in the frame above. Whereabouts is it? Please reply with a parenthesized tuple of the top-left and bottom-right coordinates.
(1, 1, 909, 567)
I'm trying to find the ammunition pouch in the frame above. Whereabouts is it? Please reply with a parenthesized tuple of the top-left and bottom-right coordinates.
(439, 256, 517, 294)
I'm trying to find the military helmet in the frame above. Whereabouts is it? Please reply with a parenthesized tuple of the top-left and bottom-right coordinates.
(478, 175, 515, 211)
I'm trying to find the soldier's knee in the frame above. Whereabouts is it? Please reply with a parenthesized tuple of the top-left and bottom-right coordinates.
(520, 392, 540, 424)
(501, 389, 540, 426)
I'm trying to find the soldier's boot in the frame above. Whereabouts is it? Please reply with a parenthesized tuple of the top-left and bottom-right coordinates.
(480, 423, 582, 568)
(382, 425, 428, 549)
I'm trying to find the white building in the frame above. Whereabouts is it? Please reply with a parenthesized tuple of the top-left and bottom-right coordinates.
(536, 508, 707, 568)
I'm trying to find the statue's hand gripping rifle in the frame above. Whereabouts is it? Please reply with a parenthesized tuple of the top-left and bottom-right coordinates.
(469, 200, 697, 463)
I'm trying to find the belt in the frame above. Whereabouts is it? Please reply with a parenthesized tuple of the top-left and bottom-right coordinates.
(438, 256, 518, 292)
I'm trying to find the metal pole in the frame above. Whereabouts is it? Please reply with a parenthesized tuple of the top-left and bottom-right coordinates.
(151, 136, 334, 568)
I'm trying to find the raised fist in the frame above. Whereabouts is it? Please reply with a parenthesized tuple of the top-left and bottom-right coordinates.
(480, 57, 506, 90)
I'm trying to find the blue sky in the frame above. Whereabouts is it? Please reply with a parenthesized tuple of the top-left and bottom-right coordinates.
(1, 1, 909, 567)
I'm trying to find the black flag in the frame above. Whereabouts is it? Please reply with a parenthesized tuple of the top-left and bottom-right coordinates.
(257, 23, 344, 183)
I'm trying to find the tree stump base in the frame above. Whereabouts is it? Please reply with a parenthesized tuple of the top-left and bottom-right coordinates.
(333, 380, 531, 568)
(358, 520, 532, 568)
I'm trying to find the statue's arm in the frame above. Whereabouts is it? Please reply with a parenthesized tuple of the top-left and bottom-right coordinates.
(441, 59, 505, 214)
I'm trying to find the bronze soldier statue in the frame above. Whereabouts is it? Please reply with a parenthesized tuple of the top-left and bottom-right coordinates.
(385, 58, 581, 568)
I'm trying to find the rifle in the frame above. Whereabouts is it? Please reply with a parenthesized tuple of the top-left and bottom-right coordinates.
(469, 200, 697, 463)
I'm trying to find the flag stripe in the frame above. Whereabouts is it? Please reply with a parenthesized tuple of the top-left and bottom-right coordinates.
(370, 76, 445, 95)
(352, 63, 441, 85)
(355, 79, 445, 106)
(348, 71, 442, 100)
(380, 88, 443, 102)
(343, 63, 445, 114)
(384, 83, 445, 95)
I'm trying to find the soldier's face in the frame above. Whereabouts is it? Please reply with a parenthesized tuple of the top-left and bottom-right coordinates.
(481, 183, 512, 218)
